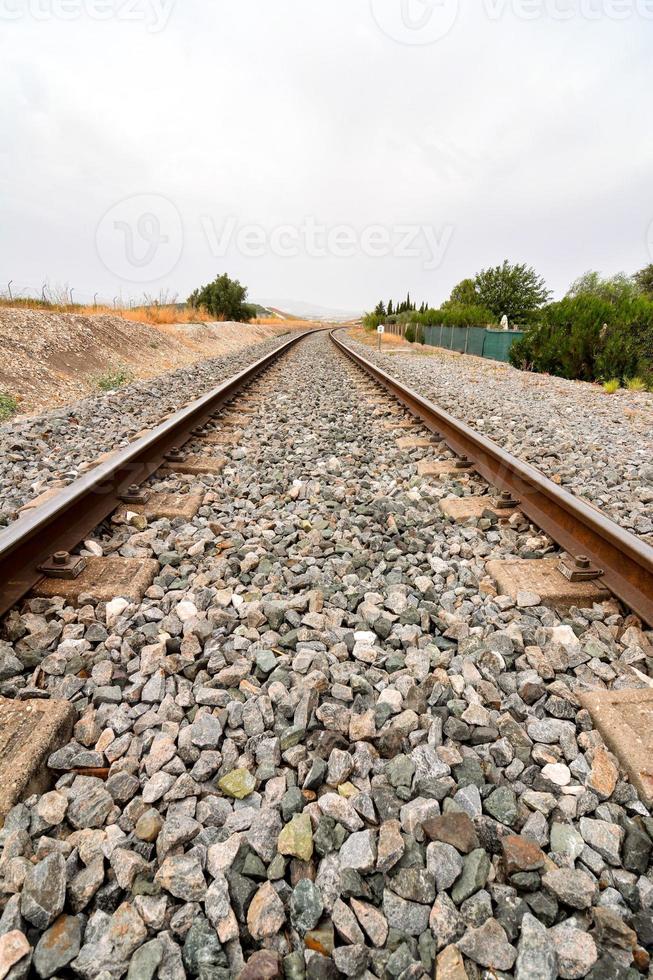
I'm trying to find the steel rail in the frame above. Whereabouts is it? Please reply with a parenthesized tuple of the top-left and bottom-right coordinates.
(331, 329, 653, 626)
(0, 329, 316, 617)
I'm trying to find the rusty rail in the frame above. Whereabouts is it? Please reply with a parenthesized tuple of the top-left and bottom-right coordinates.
(331, 329, 653, 626)
(0, 329, 314, 617)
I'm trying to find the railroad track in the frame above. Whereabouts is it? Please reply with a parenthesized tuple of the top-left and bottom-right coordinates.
(0, 328, 316, 617)
(1, 327, 651, 625)
(330, 331, 653, 628)
(0, 327, 652, 978)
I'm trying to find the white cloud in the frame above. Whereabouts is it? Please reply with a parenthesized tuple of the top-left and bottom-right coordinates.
(0, 0, 652, 312)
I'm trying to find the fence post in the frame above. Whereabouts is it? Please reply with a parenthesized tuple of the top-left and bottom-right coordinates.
(438, 324, 443, 348)
(464, 327, 469, 355)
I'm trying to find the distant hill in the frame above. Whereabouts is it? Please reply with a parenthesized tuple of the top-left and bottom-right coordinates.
(256, 298, 363, 322)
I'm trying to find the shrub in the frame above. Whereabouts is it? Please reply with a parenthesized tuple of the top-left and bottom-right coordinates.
(188, 273, 256, 322)
(96, 368, 132, 391)
(509, 292, 653, 385)
(0, 392, 18, 420)
(603, 379, 620, 393)
(404, 324, 416, 343)
(626, 377, 647, 391)
(417, 304, 494, 329)
(362, 312, 382, 331)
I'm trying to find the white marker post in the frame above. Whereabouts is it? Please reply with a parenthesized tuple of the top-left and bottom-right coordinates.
(377, 323, 385, 351)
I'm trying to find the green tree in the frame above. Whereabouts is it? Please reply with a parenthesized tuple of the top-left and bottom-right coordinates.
(374, 301, 386, 317)
(188, 273, 257, 321)
(634, 264, 653, 298)
(567, 270, 639, 304)
(445, 278, 480, 308)
(387, 299, 394, 316)
(474, 261, 551, 323)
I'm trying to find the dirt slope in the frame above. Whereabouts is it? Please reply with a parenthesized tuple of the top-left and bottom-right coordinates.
(0, 310, 299, 415)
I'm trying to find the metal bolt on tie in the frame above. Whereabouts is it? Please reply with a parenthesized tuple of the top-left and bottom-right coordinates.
(558, 552, 603, 582)
(119, 484, 150, 505)
(164, 448, 186, 462)
(494, 490, 520, 509)
(38, 549, 87, 579)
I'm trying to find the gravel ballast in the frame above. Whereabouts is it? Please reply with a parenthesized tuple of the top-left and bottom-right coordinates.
(0, 331, 652, 979)
(345, 330, 653, 543)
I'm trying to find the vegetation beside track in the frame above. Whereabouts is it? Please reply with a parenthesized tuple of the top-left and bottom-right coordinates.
(364, 262, 653, 390)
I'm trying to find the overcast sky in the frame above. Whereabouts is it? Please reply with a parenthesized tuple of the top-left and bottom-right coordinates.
(1, 0, 652, 314)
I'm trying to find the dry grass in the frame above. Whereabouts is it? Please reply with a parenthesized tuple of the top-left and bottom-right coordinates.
(0, 296, 213, 326)
(119, 305, 213, 326)
(0, 300, 319, 328)
(347, 326, 437, 355)
(0, 296, 329, 329)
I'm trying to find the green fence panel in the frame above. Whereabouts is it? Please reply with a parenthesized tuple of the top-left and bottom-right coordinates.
(482, 330, 524, 362)
(449, 326, 463, 351)
(466, 327, 486, 356)
(421, 325, 523, 363)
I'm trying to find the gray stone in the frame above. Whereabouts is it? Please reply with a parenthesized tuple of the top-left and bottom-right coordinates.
(66, 777, 113, 829)
(246, 808, 283, 864)
(21, 853, 67, 930)
(542, 869, 599, 910)
(126, 939, 164, 980)
(549, 924, 598, 979)
(457, 918, 517, 972)
(426, 841, 463, 891)
(388, 868, 436, 905)
(33, 914, 81, 978)
(290, 879, 323, 934)
(484, 785, 518, 826)
(451, 848, 491, 905)
(579, 817, 623, 866)
(155, 854, 207, 902)
(189, 713, 222, 749)
(332, 944, 369, 977)
(339, 830, 377, 873)
(550, 823, 584, 862)
(382, 889, 430, 936)
(515, 912, 557, 980)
